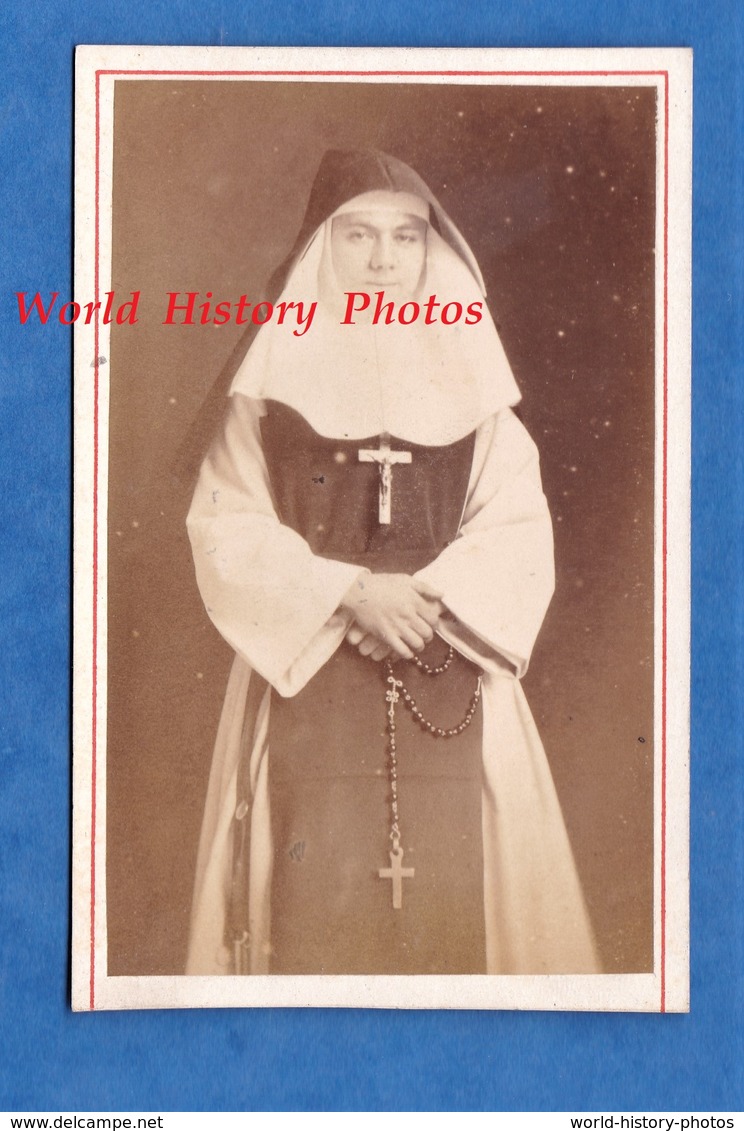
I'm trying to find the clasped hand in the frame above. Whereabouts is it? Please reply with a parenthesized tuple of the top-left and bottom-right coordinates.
(339, 572, 444, 662)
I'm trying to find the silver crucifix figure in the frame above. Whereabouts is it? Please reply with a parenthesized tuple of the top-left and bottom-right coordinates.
(358, 433, 412, 524)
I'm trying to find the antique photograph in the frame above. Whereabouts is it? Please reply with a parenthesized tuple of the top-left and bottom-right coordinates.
(72, 47, 691, 1011)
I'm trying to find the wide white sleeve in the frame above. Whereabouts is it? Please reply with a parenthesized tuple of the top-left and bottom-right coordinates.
(416, 409, 555, 678)
(186, 393, 363, 697)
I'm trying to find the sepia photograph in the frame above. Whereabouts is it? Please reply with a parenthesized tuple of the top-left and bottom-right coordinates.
(71, 47, 691, 1011)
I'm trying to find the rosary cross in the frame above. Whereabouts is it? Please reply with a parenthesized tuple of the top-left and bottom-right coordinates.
(378, 846, 415, 910)
(358, 433, 412, 524)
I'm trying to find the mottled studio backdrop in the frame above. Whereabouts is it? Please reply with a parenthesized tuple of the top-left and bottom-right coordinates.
(106, 81, 656, 975)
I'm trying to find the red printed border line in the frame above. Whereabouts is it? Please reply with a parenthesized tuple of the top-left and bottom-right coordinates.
(89, 67, 670, 1011)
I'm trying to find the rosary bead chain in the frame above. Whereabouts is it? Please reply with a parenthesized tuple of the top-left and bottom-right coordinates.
(385, 682, 402, 848)
(385, 658, 482, 740)
(382, 653, 482, 855)
(409, 644, 456, 676)
(400, 681, 482, 737)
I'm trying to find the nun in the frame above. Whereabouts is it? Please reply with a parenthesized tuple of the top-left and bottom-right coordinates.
(185, 148, 600, 976)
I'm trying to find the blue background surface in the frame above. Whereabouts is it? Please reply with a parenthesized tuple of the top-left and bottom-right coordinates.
(0, 0, 742, 1113)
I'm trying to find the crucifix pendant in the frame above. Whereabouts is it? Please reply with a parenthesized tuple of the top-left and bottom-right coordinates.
(358, 433, 412, 524)
(378, 846, 415, 910)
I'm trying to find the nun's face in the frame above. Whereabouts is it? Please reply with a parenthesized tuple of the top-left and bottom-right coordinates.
(331, 210, 427, 298)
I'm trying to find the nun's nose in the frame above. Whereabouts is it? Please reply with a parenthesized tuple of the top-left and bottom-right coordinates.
(369, 234, 397, 271)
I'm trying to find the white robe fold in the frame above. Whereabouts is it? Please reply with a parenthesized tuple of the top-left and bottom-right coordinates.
(185, 393, 600, 975)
